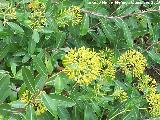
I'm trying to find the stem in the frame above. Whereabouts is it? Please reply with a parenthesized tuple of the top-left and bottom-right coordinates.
(80, 9, 160, 19)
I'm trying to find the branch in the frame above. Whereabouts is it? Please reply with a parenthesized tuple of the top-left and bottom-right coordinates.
(80, 9, 160, 19)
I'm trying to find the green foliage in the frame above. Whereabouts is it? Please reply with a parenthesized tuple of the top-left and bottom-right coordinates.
(0, 0, 160, 119)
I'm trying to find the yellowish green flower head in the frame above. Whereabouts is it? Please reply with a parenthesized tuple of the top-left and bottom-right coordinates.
(138, 75, 157, 94)
(99, 49, 115, 80)
(56, 6, 82, 27)
(20, 90, 47, 115)
(0, 3, 16, 24)
(146, 92, 160, 117)
(28, 0, 46, 31)
(117, 49, 147, 77)
(63, 46, 101, 85)
(28, 0, 45, 10)
(112, 87, 128, 102)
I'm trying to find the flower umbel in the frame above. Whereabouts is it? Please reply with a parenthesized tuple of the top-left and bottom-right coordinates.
(146, 92, 160, 117)
(28, 0, 46, 31)
(112, 87, 128, 102)
(56, 6, 82, 27)
(63, 47, 101, 85)
(117, 49, 146, 77)
(20, 90, 46, 115)
(99, 49, 115, 80)
(138, 75, 157, 94)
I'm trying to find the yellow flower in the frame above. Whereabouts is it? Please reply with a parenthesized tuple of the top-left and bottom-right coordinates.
(138, 75, 157, 94)
(138, 75, 160, 117)
(63, 46, 101, 85)
(29, 11, 46, 30)
(99, 49, 116, 80)
(27, 0, 46, 31)
(0, 3, 16, 23)
(56, 6, 82, 27)
(112, 87, 128, 102)
(28, 0, 45, 10)
(117, 49, 146, 77)
(20, 90, 47, 115)
(146, 92, 160, 117)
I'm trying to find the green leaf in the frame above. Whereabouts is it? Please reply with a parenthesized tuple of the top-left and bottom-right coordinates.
(55, 31, 66, 48)
(41, 93, 58, 117)
(45, 53, 53, 75)
(7, 22, 24, 34)
(49, 94, 76, 107)
(11, 62, 17, 76)
(148, 49, 160, 63)
(26, 105, 37, 120)
(84, 105, 98, 120)
(141, 14, 153, 35)
(0, 74, 10, 103)
(22, 67, 35, 93)
(99, 18, 114, 40)
(32, 30, 40, 43)
(114, 18, 133, 48)
(33, 56, 48, 76)
(57, 107, 71, 120)
(0, 43, 9, 61)
(54, 73, 69, 93)
(28, 39, 36, 55)
(35, 74, 47, 91)
(122, 108, 139, 120)
(0, 20, 3, 32)
(80, 14, 89, 36)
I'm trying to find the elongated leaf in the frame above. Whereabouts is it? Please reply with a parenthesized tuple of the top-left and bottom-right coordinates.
(45, 53, 53, 75)
(0, 20, 3, 32)
(54, 73, 69, 93)
(7, 22, 24, 34)
(142, 14, 153, 35)
(22, 67, 35, 93)
(57, 107, 71, 120)
(148, 49, 160, 63)
(84, 105, 98, 120)
(41, 93, 58, 117)
(26, 105, 37, 120)
(28, 39, 36, 55)
(55, 31, 66, 48)
(80, 14, 89, 36)
(49, 94, 76, 107)
(100, 18, 114, 40)
(33, 56, 48, 76)
(114, 18, 133, 48)
(0, 74, 10, 103)
(32, 30, 40, 43)
(0, 43, 9, 61)
(35, 74, 47, 90)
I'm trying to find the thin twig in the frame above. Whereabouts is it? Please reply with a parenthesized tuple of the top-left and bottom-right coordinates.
(145, 41, 160, 51)
(80, 9, 160, 19)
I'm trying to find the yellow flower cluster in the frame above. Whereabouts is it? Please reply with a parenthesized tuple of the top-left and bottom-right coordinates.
(138, 75, 157, 93)
(28, 0, 45, 10)
(0, 3, 16, 24)
(112, 87, 128, 102)
(137, 75, 160, 117)
(56, 6, 82, 27)
(20, 90, 46, 115)
(118, 49, 146, 77)
(99, 49, 115, 80)
(28, 0, 46, 31)
(146, 90, 160, 117)
(63, 47, 101, 85)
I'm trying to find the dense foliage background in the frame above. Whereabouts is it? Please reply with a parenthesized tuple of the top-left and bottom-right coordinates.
(0, 0, 160, 119)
